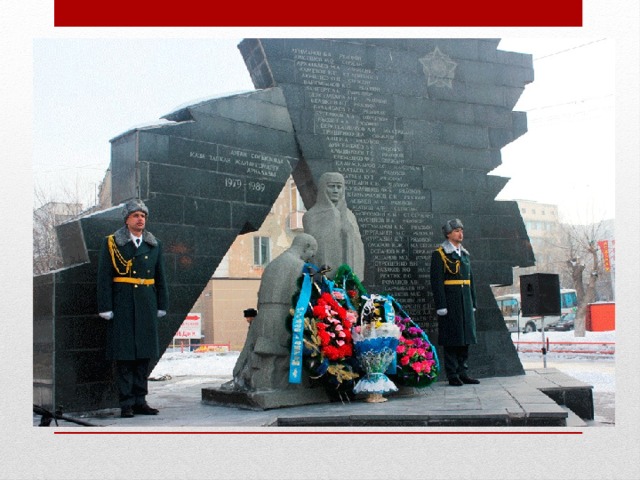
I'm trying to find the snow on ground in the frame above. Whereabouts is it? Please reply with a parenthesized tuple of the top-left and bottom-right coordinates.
(512, 329, 615, 394)
(510, 329, 615, 346)
(150, 350, 239, 378)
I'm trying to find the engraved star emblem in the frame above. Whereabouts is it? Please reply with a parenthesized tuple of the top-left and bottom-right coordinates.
(419, 47, 457, 88)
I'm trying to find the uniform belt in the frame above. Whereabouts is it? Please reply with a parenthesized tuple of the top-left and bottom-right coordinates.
(113, 277, 155, 285)
(444, 280, 470, 285)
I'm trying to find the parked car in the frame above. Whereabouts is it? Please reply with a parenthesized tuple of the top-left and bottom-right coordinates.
(551, 312, 575, 331)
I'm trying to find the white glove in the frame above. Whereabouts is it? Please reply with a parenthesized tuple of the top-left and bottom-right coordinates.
(157, 310, 167, 318)
(99, 311, 113, 320)
(436, 308, 448, 316)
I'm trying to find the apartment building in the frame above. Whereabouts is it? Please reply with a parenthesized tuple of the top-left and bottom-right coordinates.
(189, 176, 305, 350)
(516, 199, 562, 269)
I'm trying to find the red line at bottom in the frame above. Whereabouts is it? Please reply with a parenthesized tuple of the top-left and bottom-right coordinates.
(54, 431, 583, 435)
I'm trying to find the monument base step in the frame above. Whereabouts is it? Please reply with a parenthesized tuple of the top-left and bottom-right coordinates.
(201, 369, 593, 427)
(202, 385, 331, 410)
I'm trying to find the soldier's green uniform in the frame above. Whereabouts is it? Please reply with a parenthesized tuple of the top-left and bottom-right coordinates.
(97, 199, 168, 416)
(430, 219, 479, 386)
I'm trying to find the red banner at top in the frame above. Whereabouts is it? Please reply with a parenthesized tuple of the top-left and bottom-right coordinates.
(598, 240, 611, 272)
(54, 0, 582, 27)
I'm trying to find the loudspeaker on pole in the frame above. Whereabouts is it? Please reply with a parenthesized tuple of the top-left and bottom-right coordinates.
(519, 273, 561, 317)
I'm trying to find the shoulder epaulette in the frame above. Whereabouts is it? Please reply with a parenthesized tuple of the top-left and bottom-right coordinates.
(437, 246, 460, 275)
(108, 234, 132, 275)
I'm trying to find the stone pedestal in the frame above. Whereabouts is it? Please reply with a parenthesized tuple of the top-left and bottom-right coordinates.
(202, 383, 330, 411)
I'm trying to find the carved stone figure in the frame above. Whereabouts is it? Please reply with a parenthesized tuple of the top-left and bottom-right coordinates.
(231, 233, 318, 391)
(302, 172, 365, 280)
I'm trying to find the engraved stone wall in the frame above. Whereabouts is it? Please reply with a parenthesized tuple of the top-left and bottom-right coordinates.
(239, 38, 535, 378)
(33, 89, 301, 411)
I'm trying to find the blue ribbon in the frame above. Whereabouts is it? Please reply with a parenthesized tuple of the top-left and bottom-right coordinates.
(380, 295, 398, 375)
(289, 264, 314, 384)
(383, 295, 396, 323)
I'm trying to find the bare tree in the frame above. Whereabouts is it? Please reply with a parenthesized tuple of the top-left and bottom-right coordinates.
(562, 221, 606, 336)
(33, 180, 91, 275)
(492, 215, 571, 298)
(33, 205, 60, 275)
(492, 210, 614, 338)
(566, 252, 585, 303)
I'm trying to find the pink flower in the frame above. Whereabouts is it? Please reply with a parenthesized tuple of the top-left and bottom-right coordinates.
(411, 362, 424, 373)
(396, 344, 406, 354)
(400, 355, 410, 366)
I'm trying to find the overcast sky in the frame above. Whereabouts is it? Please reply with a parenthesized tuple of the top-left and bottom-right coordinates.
(32, 37, 614, 224)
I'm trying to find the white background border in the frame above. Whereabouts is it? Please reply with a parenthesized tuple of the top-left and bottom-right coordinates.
(2, 2, 638, 478)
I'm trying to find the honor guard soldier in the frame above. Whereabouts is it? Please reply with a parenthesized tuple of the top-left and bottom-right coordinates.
(430, 218, 480, 386)
(97, 199, 169, 417)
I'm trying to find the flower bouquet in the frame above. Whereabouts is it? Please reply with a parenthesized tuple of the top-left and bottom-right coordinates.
(311, 292, 356, 361)
(300, 276, 360, 393)
(351, 294, 401, 403)
(392, 315, 440, 387)
(295, 263, 438, 400)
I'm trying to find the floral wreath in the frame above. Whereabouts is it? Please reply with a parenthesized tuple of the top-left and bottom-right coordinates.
(293, 264, 439, 393)
(311, 292, 356, 361)
(393, 313, 440, 387)
(292, 265, 360, 393)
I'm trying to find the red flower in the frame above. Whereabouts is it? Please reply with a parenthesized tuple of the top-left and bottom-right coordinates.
(311, 292, 355, 362)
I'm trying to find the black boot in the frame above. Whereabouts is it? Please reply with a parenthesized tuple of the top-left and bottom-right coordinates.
(120, 406, 134, 418)
(460, 375, 480, 384)
(132, 403, 159, 415)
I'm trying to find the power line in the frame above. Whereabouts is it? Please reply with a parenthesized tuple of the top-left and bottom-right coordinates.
(534, 38, 609, 61)
(527, 105, 614, 124)
(524, 94, 614, 113)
